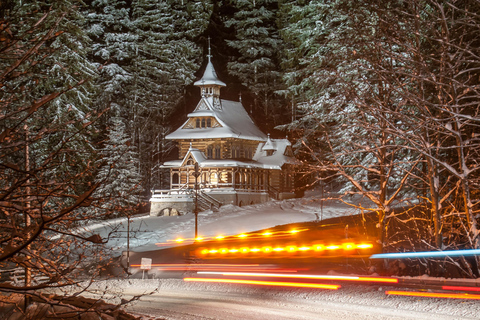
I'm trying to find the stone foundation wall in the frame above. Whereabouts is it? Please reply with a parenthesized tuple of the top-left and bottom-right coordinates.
(149, 191, 270, 216)
(150, 198, 193, 216)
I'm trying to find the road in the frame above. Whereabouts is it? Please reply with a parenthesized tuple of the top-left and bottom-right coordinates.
(90, 278, 480, 320)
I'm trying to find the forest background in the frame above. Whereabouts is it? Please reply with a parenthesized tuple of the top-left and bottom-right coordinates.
(1, 0, 480, 310)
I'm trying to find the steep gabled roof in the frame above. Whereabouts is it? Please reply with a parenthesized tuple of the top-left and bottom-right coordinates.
(253, 138, 299, 169)
(166, 98, 267, 141)
(193, 58, 226, 87)
(179, 146, 206, 167)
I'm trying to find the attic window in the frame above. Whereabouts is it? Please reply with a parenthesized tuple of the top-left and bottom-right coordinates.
(266, 150, 275, 156)
(195, 117, 213, 128)
(187, 159, 194, 165)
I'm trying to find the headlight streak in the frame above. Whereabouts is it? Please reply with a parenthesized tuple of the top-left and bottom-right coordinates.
(184, 277, 340, 290)
(370, 249, 480, 259)
(385, 290, 480, 300)
(196, 271, 398, 283)
(199, 242, 373, 256)
(158, 228, 310, 246)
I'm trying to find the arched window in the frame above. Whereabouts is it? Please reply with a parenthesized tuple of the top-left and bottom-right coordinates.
(210, 172, 218, 184)
(172, 173, 179, 185)
(196, 119, 200, 128)
(226, 172, 232, 183)
(207, 118, 211, 127)
(207, 145, 213, 159)
(235, 172, 241, 186)
(215, 145, 221, 159)
(201, 118, 206, 128)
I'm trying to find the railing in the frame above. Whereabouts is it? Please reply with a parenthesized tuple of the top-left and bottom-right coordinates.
(0, 267, 49, 285)
(198, 191, 222, 210)
(267, 185, 280, 200)
(150, 188, 192, 200)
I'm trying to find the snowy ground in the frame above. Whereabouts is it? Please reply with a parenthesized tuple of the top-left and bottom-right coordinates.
(84, 278, 480, 320)
(84, 190, 361, 254)
(73, 192, 480, 319)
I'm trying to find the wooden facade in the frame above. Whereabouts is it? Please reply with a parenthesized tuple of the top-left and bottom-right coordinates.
(149, 53, 298, 216)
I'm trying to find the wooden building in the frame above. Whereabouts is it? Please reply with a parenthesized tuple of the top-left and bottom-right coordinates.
(150, 53, 299, 216)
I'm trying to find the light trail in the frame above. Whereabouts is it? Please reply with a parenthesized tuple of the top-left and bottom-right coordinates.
(130, 263, 300, 273)
(197, 271, 398, 283)
(386, 290, 480, 300)
(200, 242, 373, 256)
(160, 228, 310, 245)
(184, 277, 340, 290)
(442, 285, 480, 292)
(371, 249, 480, 259)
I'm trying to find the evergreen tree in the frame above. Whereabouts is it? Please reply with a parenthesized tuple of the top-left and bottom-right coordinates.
(225, 0, 287, 129)
(95, 114, 143, 218)
(0, 0, 118, 306)
(129, 0, 212, 191)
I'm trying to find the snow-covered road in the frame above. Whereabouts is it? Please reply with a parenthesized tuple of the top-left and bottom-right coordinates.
(87, 279, 480, 320)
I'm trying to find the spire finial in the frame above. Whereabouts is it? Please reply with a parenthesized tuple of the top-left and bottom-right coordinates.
(207, 37, 212, 62)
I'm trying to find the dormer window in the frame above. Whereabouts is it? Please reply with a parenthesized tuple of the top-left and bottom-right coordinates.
(187, 159, 195, 165)
(266, 150, 275, 156)
(194, 117, 213, 128)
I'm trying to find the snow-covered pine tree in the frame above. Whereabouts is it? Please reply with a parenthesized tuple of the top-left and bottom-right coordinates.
(225, 0, 286, 128)
(95, 114, 143, 218)
(129, 0, 212, 191)
(0, 0, 117, 307)
(85, 0, 135, 117)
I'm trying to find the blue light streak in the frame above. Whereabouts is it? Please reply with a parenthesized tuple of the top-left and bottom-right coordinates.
(370, 249, 480, 259)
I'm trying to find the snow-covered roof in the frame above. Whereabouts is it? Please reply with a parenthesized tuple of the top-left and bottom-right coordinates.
(254, 138, 299, 169)
(180, 146, 206, 167)
(193, 57, 226, 87)
(261, 134, 276, 151)
(166, 98, 267, 141)
(162, 139, 297, 170)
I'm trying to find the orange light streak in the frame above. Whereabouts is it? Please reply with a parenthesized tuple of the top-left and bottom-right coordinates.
(386, 290, 480, 300)
(197, 272, 398, 283)
(167, 228, 310, 243)
(199, 241, 374, 256)
(326, 245, 340, 250)
(342, 243, 355, 250)
(442, 286, 480, 292)
(357, 243, 373, 249)
(184, 277, 340, 290)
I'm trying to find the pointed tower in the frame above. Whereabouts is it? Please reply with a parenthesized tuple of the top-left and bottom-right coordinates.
(194, 41, 226, 109)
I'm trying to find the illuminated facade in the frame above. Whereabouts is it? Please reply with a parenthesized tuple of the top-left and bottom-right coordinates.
(149, 53, 298, 216)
